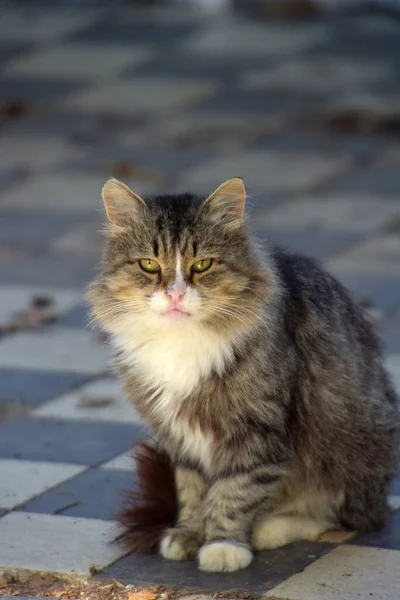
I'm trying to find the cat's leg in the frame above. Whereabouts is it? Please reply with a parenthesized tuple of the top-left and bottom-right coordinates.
(252, 514, 330, 550)
(198, 471, 281, 573)
(160, 467, 206, 562)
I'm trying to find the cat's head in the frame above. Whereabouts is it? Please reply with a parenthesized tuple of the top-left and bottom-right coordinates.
(88, 177, 272, 338)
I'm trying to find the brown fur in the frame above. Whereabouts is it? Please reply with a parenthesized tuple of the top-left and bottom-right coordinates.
(115, 441, 178, 553)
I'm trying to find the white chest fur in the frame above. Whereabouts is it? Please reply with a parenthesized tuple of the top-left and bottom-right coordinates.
(113, 320, 234, 468)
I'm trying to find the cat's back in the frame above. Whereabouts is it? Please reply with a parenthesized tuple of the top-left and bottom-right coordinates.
(269, 245, 381, 358)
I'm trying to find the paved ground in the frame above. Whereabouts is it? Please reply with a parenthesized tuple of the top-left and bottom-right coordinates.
(1, 2, 400, 599)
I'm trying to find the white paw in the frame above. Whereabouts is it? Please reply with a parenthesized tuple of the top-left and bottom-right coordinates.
(252, 516, 326, 550)
(198, 542, 253, 573)
(160, 532, 187, 561)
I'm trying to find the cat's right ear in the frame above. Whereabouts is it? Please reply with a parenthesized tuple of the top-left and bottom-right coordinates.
(102, 178, 146, 226)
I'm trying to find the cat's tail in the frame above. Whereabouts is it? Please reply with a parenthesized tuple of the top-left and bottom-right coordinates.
(114, 440, 178, 553)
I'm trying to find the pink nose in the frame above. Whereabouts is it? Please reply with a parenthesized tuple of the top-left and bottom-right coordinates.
(167, 282, 186, 305)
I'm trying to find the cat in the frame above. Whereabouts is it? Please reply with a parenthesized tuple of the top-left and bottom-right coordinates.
(87, 176, 399, 573)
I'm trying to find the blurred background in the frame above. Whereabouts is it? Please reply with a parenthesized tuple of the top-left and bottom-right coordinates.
(1, 0, 400, 415)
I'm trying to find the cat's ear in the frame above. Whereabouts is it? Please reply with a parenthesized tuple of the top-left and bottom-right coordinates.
(102, 177, 146, 226)
(203, 177, 246, 231)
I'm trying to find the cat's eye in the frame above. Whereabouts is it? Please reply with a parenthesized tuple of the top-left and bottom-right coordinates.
(192, 258, 212, 273)
(139, 259, 160, 273)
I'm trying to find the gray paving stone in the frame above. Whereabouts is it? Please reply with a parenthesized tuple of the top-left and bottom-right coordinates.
(0, 368, 91, 408)
(0, 209, 84, 246)
(71, 14, 198, 45)
(99, 541, 333, 594)
(18, 467, 134, 520)
(0, 417, 143, 466)
(331, 158, 400, 198)
(265, 545, 400, 600)
(326, 272, 400, 311)
(350, 511, 400, 551)
(0, 76, 85, 102)
(255, 227, 361, 261)
(391, 476, 400, 496)
(0, 256, 96, 288)
(59, 303, 89, 329)
(379, 318, 400, 353)
(197, 87, 322, 116)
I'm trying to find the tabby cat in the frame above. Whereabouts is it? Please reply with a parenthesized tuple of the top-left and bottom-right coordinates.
(88, 177, 399, 573)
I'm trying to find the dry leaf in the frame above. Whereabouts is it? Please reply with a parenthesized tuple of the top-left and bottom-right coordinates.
(128, 589, 157, 600)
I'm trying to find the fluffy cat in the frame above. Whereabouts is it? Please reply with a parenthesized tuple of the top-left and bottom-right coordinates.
(88, 176, 399, 573)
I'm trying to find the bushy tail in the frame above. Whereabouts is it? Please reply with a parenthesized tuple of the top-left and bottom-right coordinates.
(114, 440, 178, 553)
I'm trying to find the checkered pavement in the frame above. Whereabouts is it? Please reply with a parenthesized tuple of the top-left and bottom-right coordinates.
(1, 1, 400, 597)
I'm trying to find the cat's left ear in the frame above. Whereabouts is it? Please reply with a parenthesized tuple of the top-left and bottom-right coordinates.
(203, 177, 246, 231)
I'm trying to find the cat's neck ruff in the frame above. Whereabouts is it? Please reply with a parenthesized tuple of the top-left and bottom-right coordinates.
(111, 316, 235, 399)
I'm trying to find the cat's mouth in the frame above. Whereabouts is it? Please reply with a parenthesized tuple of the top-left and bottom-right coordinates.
(162, 307, 191, 321)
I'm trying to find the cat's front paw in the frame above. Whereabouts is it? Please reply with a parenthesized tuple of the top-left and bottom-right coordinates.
(160, 528, 201, 562)
(198, 541, 253, 573)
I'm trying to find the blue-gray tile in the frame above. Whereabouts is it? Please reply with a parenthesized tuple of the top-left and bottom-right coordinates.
(0, 210, 84, 246)
(98, 541, 334, 594)
(329, 273, 400, 311)
(331, 161, 400, 198)
(379, 318, 400, 353)
(0, 417, 145, 466)
(59, 303, 89, 329)
(350, 510, 400, 550)
(0, 256, 97, 288)
(255, 228, 361, 261)
(0, 368, 91, 408)
(391, 476, 400, 496)
(71, 15, 197, 45)
(19, 467, 134, 520)
(197, 88, 323, 116)
(0, 76, 85, 102)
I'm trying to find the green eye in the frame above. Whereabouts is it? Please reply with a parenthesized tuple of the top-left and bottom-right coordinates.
(192, 258, 212, 273)
(139, 259, 160, 273)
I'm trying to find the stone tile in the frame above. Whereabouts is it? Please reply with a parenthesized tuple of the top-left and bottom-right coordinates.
(331, 155, 400, 198)
(327, 234, 400, 277)
(0, 328, 110, 374)
(50, 221, 104, 259)
(326, 272, 400, 311)
(0, 417, 141, 465)
(0, 255, 97, 288)
(0, 7, 97, 43)
(19, 467, 134, 521)
(132, 52, 266, 84)
(0, 459, 84, 509)
(385, 355, 400, 395)
(243, 57, 393, 94)
(0, 512, 123, 574)
(67, 78, 216, 114)
(255, 227, 360, 260)
(379, 318, 400, 353)
(257, 194, 400, 234)
(59, 303, 89, 329)
(180, 150, 347, 196)
(33, 378, 142, 424)
(183, 20, 327, 58)
(0, 40, 34, 66)
(0, 284, 81, 323)
(0, 368, 90, 408)
(5, 43, 152, 80)
(0, 209, 85, 246)
(0, 135, 86, 172)
(72, 14, 197, 45)
(351, 511, 400, 551)
(102, 451, 133, 471)
(388, 496, 400, 511)
(265, 545, 400, 600)
(198, 87, 321, 117)
(0, 76, 84, 103)
(0, 173, 104, 212)
(390, 476, 400, 496)
(99, 541, 333, 594)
